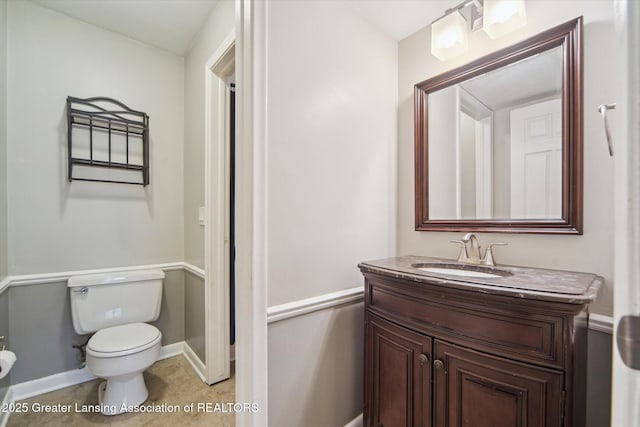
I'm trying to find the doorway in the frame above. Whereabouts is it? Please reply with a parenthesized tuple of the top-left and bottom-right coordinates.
(204, 31, 235, 385)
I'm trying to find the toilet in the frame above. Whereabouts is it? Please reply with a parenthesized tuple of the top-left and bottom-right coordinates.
(68, 269, 164, 415)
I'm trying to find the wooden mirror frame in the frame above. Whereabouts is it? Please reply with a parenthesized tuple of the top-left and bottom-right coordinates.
(415, 17, 583, 234)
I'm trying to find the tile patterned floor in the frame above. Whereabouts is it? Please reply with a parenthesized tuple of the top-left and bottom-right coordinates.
(7, 356, 235, 426)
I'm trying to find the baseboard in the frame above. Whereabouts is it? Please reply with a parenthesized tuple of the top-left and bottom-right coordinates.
(344, 413, 363, 427)
(9, 341, 187, 403)
(183, 342, 207, 383)
(0, 387, 13, 427)
(159, 341, 184, 360)
(10, 366, 96, 402)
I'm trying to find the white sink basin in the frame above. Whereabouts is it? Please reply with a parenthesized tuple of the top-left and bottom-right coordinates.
(415, 266, 504, 279)
(411, 263, 513, 279)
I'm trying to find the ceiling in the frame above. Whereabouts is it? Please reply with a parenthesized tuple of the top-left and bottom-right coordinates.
(460, 47, 563, 111)
(31, 0, 219, 56)
(31, 0, 455, 58)
(345, 0, 458, 41)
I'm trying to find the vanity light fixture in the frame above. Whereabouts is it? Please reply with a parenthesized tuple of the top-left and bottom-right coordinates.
(483, 0, 527, 39)
(430, 0, 527, 61)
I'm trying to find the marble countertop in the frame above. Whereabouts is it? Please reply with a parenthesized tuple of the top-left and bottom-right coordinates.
(358, 256, 603, 304)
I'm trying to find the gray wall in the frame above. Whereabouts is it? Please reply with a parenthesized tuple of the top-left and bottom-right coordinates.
(184, 271, 205, 362)
(0, 0, 8, 282)
(7, 269, 185, 384)
(586, 329, 612, 427)
(0, 0, 8, 404)
(151, 269, 185, 347)
(0, 290, 9, 404)
(268, 303, 364, 427)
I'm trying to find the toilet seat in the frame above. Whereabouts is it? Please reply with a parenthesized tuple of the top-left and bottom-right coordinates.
(87, 322, 161, 358)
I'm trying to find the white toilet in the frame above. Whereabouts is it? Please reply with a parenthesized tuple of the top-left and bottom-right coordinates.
(68, 269, 164, 415)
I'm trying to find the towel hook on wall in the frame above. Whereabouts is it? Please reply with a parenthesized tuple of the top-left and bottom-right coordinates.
(598, 103, 616, 157)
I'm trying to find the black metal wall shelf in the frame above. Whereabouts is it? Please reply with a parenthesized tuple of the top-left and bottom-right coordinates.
(67, 96, 150, 185)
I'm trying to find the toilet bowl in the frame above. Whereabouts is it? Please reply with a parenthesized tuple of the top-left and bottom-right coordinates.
(68, 270, 165, 415)
(86, 322, 162, 414)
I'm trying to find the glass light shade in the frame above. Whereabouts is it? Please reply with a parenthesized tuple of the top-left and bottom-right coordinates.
(431, 11, 469, 61)
(483, 0, 527, 40)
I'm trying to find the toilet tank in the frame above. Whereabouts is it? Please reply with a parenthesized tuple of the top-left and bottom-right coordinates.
(68, 269, 164, 335)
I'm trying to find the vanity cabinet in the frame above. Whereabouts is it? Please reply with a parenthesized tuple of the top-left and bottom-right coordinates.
(360, 257, 602, 427)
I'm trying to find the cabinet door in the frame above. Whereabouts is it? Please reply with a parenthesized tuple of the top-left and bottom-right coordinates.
(366, 315, 432, 427)
(433, 340, 563, 427)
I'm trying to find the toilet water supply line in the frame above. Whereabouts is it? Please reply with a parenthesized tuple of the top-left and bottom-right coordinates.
(72, 336, 91, 369)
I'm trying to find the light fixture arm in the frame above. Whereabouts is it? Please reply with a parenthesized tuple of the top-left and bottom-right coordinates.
(444, 0, 483, 16)
(441, 0, 484, 32)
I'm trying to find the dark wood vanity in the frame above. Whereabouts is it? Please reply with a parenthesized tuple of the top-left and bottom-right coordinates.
(359, 256, 601, 427)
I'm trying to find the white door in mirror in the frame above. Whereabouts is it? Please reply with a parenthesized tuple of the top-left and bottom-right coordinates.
(510, 98, 562, 218)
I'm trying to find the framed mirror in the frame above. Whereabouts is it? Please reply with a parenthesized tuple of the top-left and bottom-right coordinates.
(415, 17, 582, 234)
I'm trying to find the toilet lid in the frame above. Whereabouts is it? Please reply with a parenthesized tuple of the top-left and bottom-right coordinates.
(88, 323, 161, 354)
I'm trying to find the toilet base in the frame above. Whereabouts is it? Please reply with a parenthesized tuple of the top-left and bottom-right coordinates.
(97, 373, 149, 416)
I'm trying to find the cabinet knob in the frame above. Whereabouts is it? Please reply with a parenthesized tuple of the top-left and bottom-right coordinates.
(419, 353, 429, 365)
(433, 359, 444, 370)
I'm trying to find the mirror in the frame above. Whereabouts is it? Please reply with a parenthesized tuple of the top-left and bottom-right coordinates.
(415, 18, 582, 234)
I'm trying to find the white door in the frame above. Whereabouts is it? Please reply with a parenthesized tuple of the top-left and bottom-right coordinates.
(510, 99, 562, 218)
(612, 1, 640, 426)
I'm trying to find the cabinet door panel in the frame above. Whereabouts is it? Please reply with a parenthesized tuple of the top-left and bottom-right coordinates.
(433, 340, 563, 427)
(366, 315, 432, 427)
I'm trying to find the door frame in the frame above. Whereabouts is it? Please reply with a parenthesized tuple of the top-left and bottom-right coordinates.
(612, 1, 640, 425)
(204, 30, 235, 385)
(234, 0, 269, 424)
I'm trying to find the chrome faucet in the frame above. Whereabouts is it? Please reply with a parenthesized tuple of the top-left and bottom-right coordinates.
(462, 233, 481, 264)
(450, 233, 506, 266)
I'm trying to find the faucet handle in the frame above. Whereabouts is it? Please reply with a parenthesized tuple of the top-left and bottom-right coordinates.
(482, 243, 507, 266)
(450, 240, 469, 263)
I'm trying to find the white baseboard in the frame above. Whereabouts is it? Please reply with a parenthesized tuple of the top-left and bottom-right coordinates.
(159, 341, 184, 360)
(183, 342, 207, 383)
(0, 387, 13, 427)
(10, 366, 96, 402)
(344, 413, 363, 427)
(9, 341, 187, 403)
